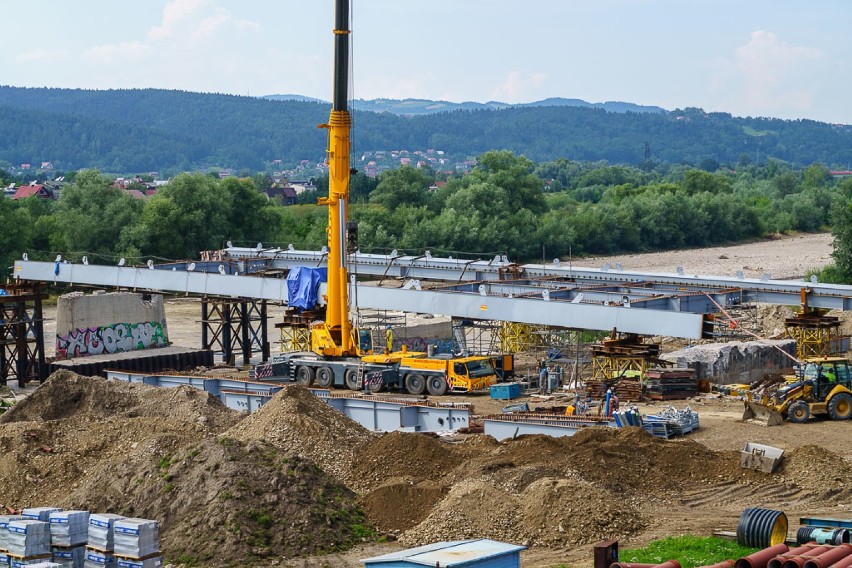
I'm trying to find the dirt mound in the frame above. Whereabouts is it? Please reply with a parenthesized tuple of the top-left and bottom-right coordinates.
(1, 370, 237, 433)
(225, 386, 373, 487)
(350, 431, 463, 491)
(64, 437, 369, 566)
(778, 444, 852, 500)
(474, 427, 738, 495)
(0, 374, 376, 566)
(519, 476, 645, 547)
(360, 479, 448, 532)
(0, 372, 240, 506)
(399, 480, 522, 546)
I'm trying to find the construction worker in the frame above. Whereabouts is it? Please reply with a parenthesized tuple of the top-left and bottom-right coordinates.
(824, 367, 837, 383)
(384, 325, 393, 354)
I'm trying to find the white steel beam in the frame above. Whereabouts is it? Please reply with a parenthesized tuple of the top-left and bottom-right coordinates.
(14, 259, 705, 338)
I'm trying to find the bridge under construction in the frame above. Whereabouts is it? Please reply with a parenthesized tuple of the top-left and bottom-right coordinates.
(6, 244, 852, 387)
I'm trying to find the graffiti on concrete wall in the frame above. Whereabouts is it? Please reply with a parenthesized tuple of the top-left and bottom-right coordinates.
(56, 320, 169, 359)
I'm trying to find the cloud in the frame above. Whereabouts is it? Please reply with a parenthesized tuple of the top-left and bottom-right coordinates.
(148, 0, 205, 40)
(491, 71, 547, 103)
(712, 31, 822, 118)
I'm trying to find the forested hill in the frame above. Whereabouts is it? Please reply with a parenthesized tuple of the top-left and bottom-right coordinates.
(1, 86, 851, 173)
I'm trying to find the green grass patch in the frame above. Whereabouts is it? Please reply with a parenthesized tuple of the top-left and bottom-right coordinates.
(619, 536, 758, 568)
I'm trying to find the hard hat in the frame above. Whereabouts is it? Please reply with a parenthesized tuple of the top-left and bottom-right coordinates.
(386, 325, 392, 329)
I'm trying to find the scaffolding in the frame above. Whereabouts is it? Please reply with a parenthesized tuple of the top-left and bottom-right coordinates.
(0, 282, 48, 387)
(785, 309, 843, 359)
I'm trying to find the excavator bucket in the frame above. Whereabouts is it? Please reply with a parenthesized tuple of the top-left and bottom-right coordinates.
(742, 401, 784, 426)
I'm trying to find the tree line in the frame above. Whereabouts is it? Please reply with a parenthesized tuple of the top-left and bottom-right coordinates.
(4, 152, 852, 283)
(2, 87, 852, 174)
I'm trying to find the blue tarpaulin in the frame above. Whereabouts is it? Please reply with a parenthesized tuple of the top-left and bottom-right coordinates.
(286, 266, 328, 311)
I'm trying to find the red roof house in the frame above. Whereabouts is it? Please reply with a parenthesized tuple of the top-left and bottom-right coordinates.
(12, 184, 54, 200)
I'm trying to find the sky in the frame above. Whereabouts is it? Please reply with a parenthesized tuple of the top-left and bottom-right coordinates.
(2, 0, 851, 124)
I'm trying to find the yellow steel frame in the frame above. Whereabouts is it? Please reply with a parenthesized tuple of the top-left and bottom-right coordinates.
(280, 326, 311, 352)
(785, 323, 841, 359)
(591, 355, 655, 382)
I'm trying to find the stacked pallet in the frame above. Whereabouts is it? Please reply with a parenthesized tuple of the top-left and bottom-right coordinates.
(113, 519, 161, 568)
(84, 514, 125, 568)
(49, 511, 89, 568)
(644, 368, 698, 400)
(584, 377, 642, 400)
(6, 519, 53, 566)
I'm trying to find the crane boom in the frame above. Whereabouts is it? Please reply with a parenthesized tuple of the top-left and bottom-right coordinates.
(312, 0, 356, 356)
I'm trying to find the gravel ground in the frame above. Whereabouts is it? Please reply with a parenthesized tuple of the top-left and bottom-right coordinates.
(570, 232, 833, 280)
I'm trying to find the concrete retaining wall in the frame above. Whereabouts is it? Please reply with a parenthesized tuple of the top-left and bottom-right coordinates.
(55, 292, 169, 360)
(662, 339, 797, 385)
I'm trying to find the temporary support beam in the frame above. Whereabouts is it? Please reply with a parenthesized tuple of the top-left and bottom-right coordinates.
(0, 283, 47, 386)
(201, 298, 270, 366)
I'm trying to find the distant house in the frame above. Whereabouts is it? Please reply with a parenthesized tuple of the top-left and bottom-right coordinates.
(40, 161, 54, 170)
(125, 189, 146, 200)
(265, 186, 298, 205)
(20, 163, 31, 170)
(12, 184, 54, 200)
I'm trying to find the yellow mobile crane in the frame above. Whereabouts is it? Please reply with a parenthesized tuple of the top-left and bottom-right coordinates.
(260, 0, 500, 395)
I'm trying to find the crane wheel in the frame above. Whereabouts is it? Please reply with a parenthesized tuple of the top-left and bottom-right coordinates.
(787, 401, 811, 423)
(405, 374, 427, 395)
(315, 366, 334, 388)
(295, 365, 315, 386)
(828, 392, 852, 420)
(344, 369, 360, 390)
(426, 375, 449, 396)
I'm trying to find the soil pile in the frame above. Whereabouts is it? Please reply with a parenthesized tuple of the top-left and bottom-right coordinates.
(0, 373, 373, 567)
(351, 431, 463, 491)
(225, 386, 374, 487)
(778, 444, 852, 500)
(0, 370, 236, 432)
(66, 437, 368, 566)
(360, 479, 447, 532)
(0, 372, 239, 506)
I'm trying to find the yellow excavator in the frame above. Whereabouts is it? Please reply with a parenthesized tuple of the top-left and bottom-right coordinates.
(743, 357, 852, 425)
(260, 0, 500, 396)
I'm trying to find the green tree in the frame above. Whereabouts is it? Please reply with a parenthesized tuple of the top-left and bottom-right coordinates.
(127, 173, 230, 259)
(831, 201, 852, 280)
(369, 166, 434, 211)
(52, 170, 143, 260)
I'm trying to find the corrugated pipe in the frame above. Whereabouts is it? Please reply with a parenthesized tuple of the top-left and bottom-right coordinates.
(798, 528, 852, 546)
(736, 544, 791, 568)
(782, 546, 833, 568)
(611, 563, 658, 568)
(738, 508, 789, 549)
(768, 544, 818, 568)
(803, 544, 852, 568)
